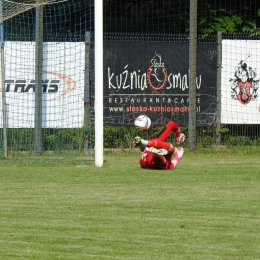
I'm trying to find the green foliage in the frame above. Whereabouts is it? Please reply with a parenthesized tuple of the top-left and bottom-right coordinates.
(219, 127, 230, 143)
(200, 135, 213, 148)
(9, 128, 34, 151)
(198, 4, 260, 37)
(219, 127, 229, 134)
(104, 126, 143, 148)
(242, 21, 260, 36)
(6, 0, 260, 36)
(44, 134, 58, 150)
(104, 126, 118, 148)
(1, 125, 260, 162)
(227, 136, 254, 146)
(0, 128, 89, 153)
(200, 15, 243, 37)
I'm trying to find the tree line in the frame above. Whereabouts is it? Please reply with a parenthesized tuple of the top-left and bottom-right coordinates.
(103, 0, 260, 36)
(4, 0, 260, 37)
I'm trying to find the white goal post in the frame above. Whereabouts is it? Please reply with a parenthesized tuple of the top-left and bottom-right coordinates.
(94, 0, 104, 167)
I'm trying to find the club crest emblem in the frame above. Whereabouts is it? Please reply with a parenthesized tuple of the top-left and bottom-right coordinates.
(230, 55, 259, 105)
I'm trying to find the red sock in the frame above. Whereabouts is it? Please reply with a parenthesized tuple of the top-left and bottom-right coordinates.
(167, 121, 180, 132)
(154, 121, 180, 142)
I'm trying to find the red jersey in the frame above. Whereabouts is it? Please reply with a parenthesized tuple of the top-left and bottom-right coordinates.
(139, 148, 174, 170)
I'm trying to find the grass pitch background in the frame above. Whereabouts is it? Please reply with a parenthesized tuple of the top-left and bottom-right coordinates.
(0, 150, 260, 259)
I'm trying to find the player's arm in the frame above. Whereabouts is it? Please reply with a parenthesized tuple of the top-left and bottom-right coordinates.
(171, 147, 184, 167)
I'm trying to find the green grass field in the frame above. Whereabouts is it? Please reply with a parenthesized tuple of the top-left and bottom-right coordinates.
(1, 149, 260, 259)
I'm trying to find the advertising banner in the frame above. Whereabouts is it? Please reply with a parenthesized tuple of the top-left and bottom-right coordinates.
(0, 41, 85, 128)
(221, 40, 260, 124)
(104, 41, 217, 126)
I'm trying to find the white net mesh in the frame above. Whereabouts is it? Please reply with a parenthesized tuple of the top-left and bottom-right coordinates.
(0, 0, 67, 22)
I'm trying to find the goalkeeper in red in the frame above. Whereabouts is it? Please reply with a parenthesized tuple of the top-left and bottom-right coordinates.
(134, 121, 185, 170)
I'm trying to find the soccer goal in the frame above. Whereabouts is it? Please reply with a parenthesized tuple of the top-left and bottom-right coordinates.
(0, 0, 97, 165)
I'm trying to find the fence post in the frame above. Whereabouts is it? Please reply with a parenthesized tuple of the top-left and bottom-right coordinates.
(84, 31, 91, 153)
(216, 31, 222, 146)
(189, 0, 197, 152)
(34, 3, 43, 155)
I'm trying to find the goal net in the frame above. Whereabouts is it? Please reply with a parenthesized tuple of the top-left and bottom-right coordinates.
(0, 0, 67, 22)
(0, 0, 94, 164)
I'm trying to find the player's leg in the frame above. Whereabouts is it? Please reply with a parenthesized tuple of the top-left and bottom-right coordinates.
(154, 121, 185, 144)
(134, 137, 174, 155)
(154, 121, 180, 142)
(145, 139, 173, 151)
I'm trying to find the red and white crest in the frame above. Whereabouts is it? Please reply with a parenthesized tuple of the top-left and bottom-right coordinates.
(230, 58, 259, 105)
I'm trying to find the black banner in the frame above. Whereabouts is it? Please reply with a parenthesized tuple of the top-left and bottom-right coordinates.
(103, 41, 217, 126)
